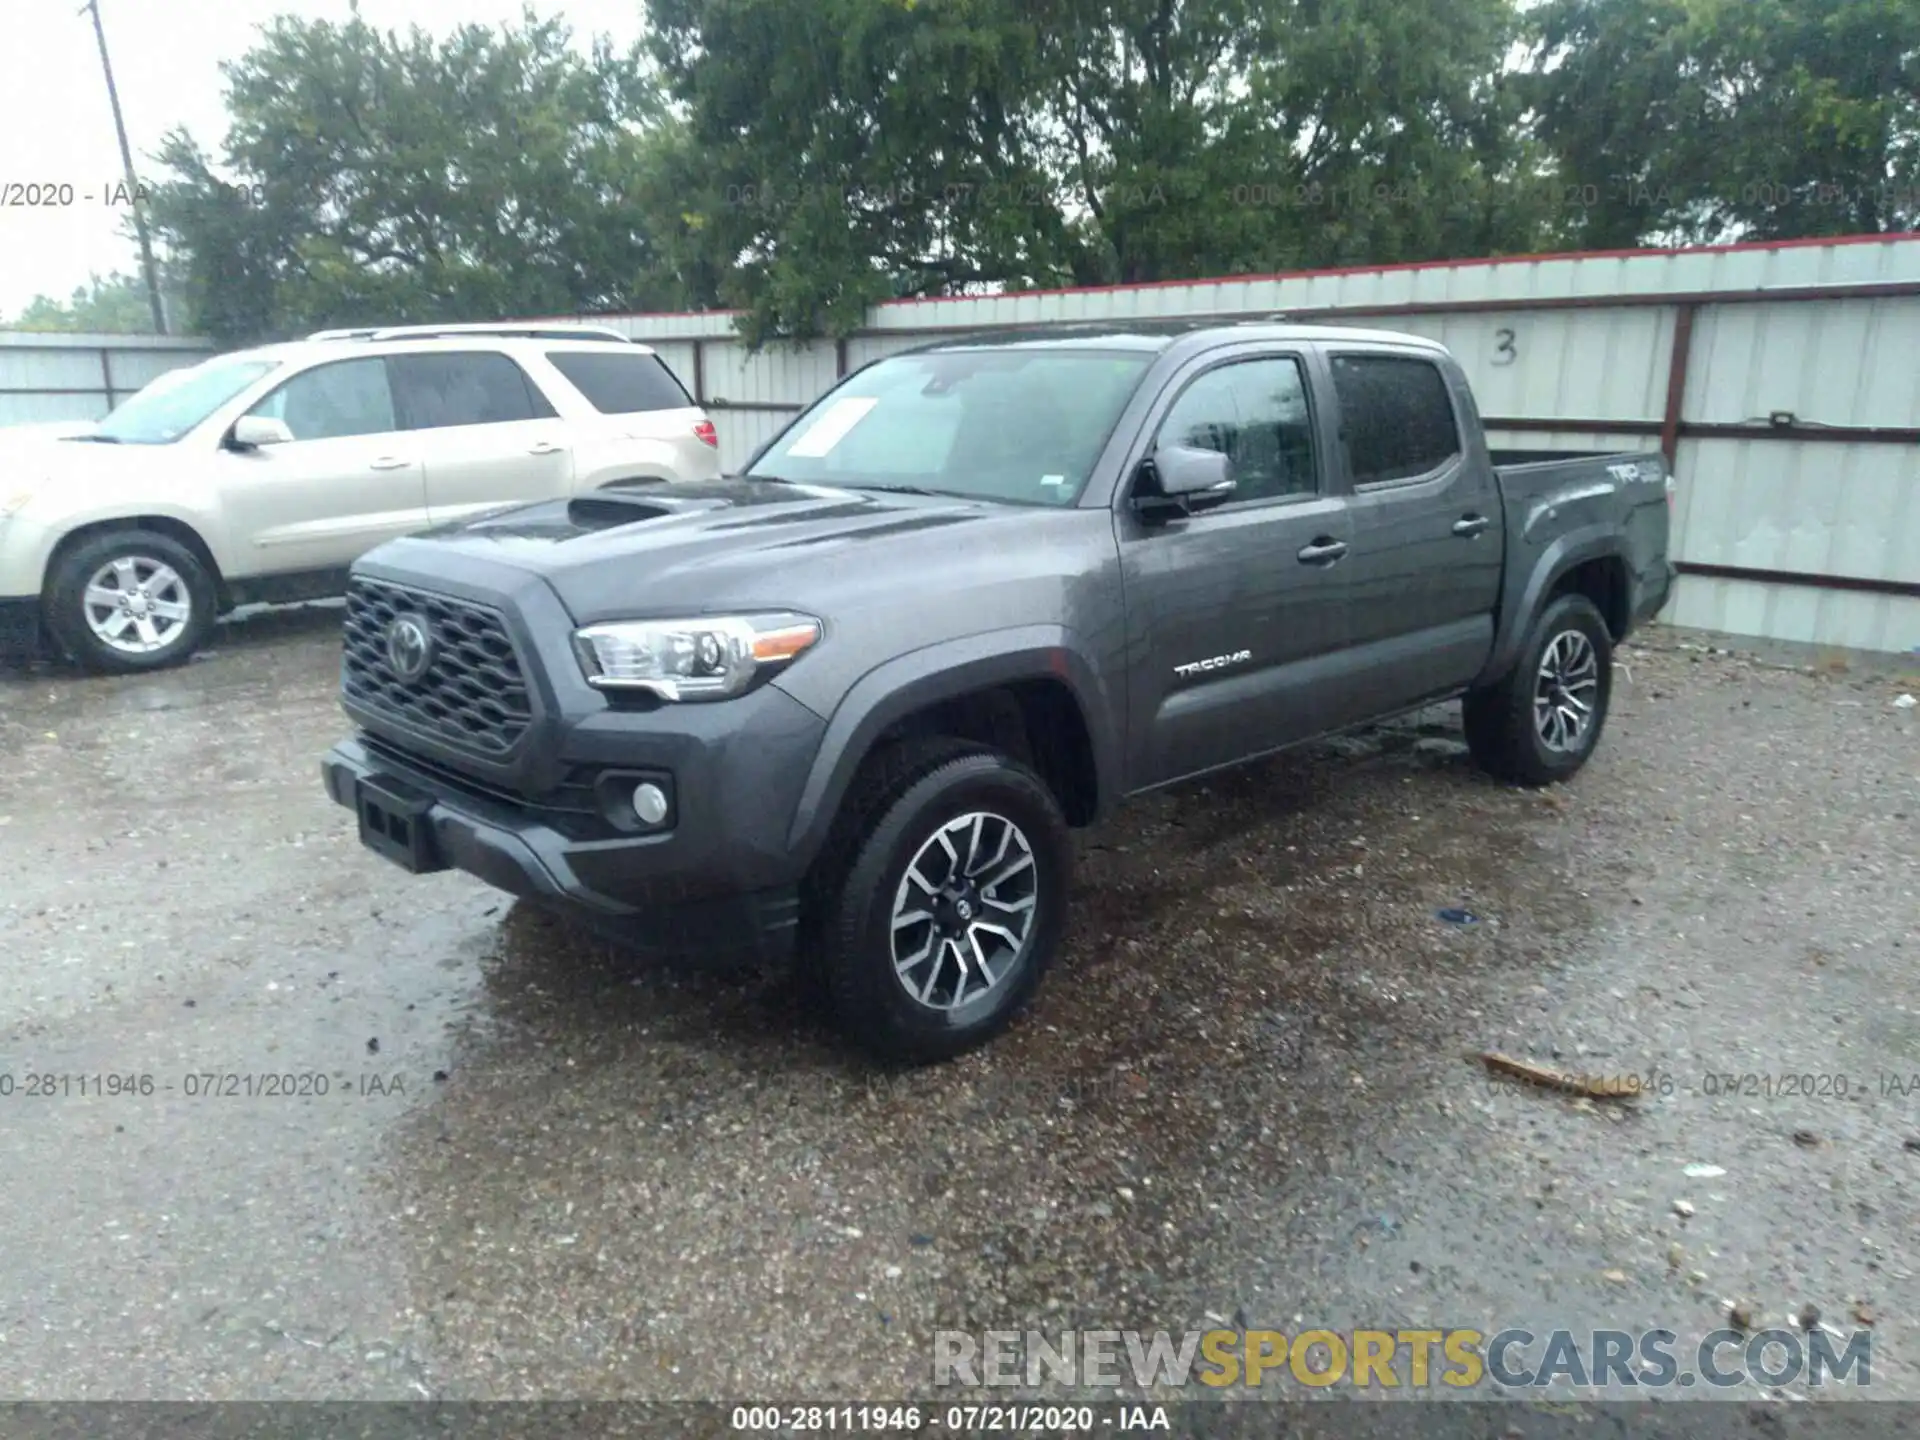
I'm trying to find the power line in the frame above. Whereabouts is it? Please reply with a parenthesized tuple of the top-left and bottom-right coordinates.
(80, 0, 166, 335)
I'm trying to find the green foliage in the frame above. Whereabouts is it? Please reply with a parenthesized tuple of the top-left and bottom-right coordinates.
(650, 0, 1563, 341)
(146, 8, 710, 344)
(1527, 0, 1920, 243)
(135, 0, 1920, 349)
(8, 270, 185, 335)
(648, 0, 1091, 342)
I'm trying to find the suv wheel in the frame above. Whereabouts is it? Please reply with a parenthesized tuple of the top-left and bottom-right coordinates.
(811, 738, 1071, 1063)
(1463, 593, 1613, 786)
(45, 530, 216, 674)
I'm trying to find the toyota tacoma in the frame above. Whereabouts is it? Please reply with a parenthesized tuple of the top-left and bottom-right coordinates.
(320, 322, 1674, 1062)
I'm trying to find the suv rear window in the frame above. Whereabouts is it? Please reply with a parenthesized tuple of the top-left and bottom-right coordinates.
(544, 350, 694, 414)
(1330, 354, 1462, 485)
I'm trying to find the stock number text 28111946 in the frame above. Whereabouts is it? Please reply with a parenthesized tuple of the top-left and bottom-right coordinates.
(0, 1072, 408, 1099)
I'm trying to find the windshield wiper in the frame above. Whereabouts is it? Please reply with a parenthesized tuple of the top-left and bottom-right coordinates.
(61, 433, 121, 443)
(843, 482, 945, 497)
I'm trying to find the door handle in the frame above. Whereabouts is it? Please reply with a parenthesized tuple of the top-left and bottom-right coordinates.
(368, 456, 411, 471)
(527, 441, 564, 455)
(1297, 537, 1349, 565)
(1452, 514, 1491, 538)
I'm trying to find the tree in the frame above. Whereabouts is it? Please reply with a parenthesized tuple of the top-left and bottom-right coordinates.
(9, 270, 190, 334)
(648, 0, 1557, 341)
(1034, 0, 1562, 279)
(1527, 0, 1920, 245)
(146, 7, 713, 344)
(647, 0, 1093, 341)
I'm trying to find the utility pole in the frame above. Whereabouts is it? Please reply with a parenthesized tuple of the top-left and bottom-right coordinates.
(82, 0, 166, 334)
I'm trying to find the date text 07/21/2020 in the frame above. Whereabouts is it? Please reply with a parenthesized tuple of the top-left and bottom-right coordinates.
(1485, 1070, 1914, 1100)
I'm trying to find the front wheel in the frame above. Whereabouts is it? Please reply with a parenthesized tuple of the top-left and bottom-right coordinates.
(1463, 593, 1613, 787)
(814, 739, 1072, 1064)
(44, 529, 217, 674)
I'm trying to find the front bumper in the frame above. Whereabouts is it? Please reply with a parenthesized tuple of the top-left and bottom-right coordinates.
(322, 737, 803, 963)
(321, 549, 836, 963)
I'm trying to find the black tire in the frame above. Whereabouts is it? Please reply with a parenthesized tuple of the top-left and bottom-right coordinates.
(1463, 593, 1613, 787)
(44, 529, 217, 674)
(808, 737, 1072, 1064)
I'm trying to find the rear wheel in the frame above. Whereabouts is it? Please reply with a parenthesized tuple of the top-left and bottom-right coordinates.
(809, 738, 1071, 1063)
(45, 530, 216, 674)
(1463, 593, 1613, 786)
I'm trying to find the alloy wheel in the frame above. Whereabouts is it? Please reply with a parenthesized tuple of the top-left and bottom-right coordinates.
(82, 555, 194, 656)
(1533, 629, 1600, 753)
(889, 811, 1039, 1011)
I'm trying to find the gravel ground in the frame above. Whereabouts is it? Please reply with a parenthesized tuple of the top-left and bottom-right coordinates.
(1, 606, 1916, 1406)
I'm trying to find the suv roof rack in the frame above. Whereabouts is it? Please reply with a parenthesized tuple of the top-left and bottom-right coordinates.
(304, 322, 633, 344)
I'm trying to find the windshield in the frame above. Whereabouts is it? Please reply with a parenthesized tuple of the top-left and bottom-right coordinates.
(92, 357, 281, 444)
(748, 348, 1153, 506)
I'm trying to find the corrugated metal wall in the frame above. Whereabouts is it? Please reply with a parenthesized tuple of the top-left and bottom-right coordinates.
(1662, 297, 1920, 652)
(4, 239, 1912, 654)
(604, 235, 1920, 655)
(0, 332, 213, 426)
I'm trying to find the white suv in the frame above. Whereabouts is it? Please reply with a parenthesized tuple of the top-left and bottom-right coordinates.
(0, 323, 722, 673)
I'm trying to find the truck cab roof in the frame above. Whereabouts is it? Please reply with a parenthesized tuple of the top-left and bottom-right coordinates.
(898, 319, 1450, 355)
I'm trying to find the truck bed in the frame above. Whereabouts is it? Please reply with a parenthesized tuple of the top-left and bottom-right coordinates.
(1490, 447, 1668, 511)
(1481, 446, 1675, 673)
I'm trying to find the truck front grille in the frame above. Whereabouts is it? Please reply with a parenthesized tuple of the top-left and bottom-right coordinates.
(342, 578, 533, 756)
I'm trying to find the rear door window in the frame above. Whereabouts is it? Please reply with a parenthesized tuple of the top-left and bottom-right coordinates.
(543, 350, 694, 413)
(1329, 354, 1462, 486)
(390, 352, 554, 430)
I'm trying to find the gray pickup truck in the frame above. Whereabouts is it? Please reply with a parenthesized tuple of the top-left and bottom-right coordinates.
(321, 321, 1674, 1061)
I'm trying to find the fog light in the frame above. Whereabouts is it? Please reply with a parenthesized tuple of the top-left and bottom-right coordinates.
(632, 782, 670, 826)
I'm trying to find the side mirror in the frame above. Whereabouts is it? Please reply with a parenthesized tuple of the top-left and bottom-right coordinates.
(1131, 445, 1236, 521)
(230, 415, 294, 450)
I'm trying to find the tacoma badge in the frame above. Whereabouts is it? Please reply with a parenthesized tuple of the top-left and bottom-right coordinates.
(1173, 649, 1253, 679)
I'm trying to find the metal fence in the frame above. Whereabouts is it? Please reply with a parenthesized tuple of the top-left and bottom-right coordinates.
(588, 234, 1920, 656)
(0, 331, 213, 426)
(3, 236, 1914, 654)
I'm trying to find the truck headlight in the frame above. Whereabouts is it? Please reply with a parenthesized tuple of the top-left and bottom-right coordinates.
(571, 612, 821, 700)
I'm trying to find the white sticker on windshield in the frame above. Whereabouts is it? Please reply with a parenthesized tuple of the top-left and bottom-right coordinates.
(786, 396, 879, 458)
(1041, 474, 1067, 486)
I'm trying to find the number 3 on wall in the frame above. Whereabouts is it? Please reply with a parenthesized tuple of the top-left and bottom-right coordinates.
(1492, 328, 1518, 367)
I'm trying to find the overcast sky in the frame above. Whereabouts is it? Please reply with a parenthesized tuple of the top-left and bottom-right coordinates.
(0, 0, 647, 319)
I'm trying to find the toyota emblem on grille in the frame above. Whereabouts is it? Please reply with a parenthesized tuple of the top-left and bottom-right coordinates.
(384, 613, 434, 681)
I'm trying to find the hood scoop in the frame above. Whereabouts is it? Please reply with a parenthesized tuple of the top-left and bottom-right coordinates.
(565, 489, 733, 531)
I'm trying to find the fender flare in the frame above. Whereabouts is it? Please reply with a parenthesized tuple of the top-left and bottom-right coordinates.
(782, 624, 1121, 865)
(1477, 524, 1628, 687)
(42, 507, 235, 590)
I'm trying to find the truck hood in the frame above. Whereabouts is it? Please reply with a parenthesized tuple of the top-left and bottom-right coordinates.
(374, 477, 1078, 624)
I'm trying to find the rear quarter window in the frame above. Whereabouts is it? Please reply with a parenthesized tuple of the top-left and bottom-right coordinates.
(545, 350, 695, 414)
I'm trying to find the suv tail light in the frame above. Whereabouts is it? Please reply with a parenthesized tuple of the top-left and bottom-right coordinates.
(693, 419, 718, 448)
